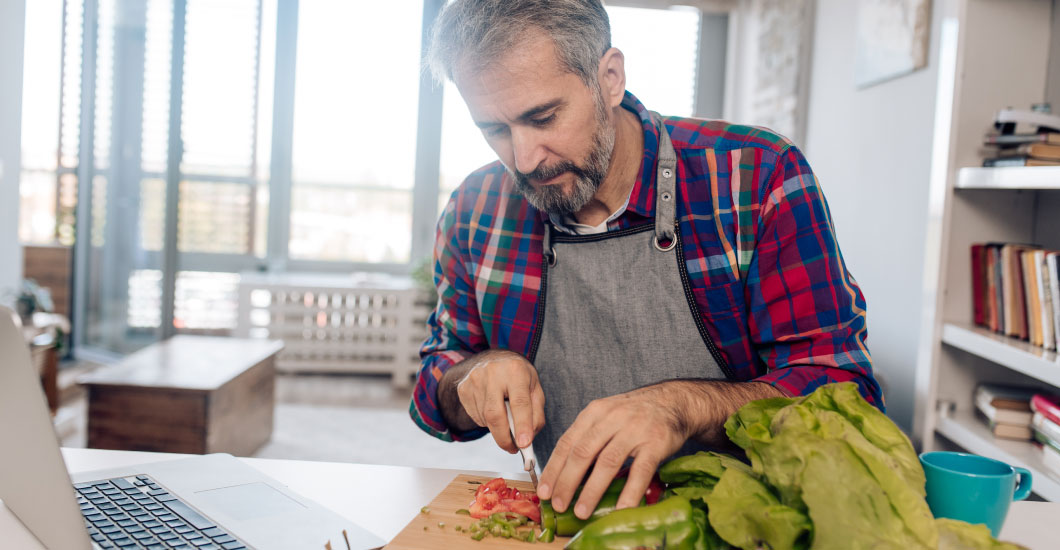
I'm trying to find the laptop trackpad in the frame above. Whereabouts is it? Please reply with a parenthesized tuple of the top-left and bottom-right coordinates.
(195, 482, 306, 521)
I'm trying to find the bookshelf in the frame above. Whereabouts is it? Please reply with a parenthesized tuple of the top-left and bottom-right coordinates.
(913, 0, 1060, 502)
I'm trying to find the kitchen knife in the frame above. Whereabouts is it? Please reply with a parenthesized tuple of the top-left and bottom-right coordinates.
(504, 401, 539, 489)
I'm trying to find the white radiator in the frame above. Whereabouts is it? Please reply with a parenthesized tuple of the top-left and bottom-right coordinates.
(235, 272, 431, 388)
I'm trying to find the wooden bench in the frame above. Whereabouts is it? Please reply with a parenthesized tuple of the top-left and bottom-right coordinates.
(79, 336, 283, 456)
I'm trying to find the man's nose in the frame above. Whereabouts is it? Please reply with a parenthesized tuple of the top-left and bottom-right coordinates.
(511, 128, 547, 176)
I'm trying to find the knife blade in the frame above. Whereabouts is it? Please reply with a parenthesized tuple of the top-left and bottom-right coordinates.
(505, 401, 539, 489)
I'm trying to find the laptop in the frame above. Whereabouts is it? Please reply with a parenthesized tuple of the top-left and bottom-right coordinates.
(0, 307, 386, 550)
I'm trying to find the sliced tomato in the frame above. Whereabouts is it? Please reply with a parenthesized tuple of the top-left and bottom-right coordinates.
(475, 477, 507, 498)
(504, 499, 541, 523)
(468, 478, 540, 520)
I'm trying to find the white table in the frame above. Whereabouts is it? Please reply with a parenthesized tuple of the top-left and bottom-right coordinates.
(0, 448, 1056, 549)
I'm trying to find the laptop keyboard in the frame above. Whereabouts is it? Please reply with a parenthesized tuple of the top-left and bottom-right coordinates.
(75, 475, 247, 550)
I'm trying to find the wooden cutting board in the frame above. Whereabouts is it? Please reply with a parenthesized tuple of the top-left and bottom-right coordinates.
(385, 474, 570, 549)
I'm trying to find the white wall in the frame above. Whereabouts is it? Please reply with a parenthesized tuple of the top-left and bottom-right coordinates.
(802, 0, 943, 432)
(1, 0, 26, 301)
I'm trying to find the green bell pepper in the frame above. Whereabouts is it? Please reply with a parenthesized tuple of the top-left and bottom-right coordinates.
(564, 496, 707, 550)
(539, 473, 664, 536)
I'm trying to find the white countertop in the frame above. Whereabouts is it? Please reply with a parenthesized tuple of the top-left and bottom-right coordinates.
(0, 448, 1055, 549)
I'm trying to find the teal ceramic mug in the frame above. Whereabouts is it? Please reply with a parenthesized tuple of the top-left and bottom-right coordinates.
(919, 451, 1032, 536)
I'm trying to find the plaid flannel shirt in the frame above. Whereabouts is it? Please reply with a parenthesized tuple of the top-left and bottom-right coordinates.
(411, 91, 884, 442)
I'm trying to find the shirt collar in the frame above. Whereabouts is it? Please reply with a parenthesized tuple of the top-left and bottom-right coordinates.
(532, 91, 660, 223)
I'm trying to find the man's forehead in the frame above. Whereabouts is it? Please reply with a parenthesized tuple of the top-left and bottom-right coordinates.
(453, 31, 566, 90)
(452, 32, 583, 122)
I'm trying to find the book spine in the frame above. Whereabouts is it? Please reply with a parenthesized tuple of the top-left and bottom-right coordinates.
(1032, 395, 1060, 426)
(1043, 443, 1060, 478)
(1038, 251, 1055, 350)
(976, 389, 998, 422)
(972, 245, 986, 327)
(1023, 250, 1041, 346)
(1050, 253, 1060, 349)
(1032, 412, 1060, 444)
(1034, 431, 1060, 453)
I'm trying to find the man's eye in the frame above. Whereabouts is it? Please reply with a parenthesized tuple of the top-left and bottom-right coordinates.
(530, 114, 555, 127)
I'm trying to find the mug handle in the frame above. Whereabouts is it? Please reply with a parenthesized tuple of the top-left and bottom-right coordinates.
(1013, 467, 1033, 501)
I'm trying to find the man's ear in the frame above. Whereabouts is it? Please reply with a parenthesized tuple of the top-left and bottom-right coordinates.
(597, 47, 626, 109)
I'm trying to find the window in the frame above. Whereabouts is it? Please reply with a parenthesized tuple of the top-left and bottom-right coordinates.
(18, 0, 64, 245)
(288, 0, 424, 264)
(18, 0, 722, 354)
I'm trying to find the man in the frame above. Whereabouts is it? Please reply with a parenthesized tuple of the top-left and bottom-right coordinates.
(410, 0, 883, 522)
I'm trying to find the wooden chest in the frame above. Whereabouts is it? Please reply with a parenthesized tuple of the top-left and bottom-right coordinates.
(80, 336, 283, 456)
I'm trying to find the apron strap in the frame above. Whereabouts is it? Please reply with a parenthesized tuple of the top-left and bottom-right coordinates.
(543, 223, 556, 266)
(652, 113, 678, 250)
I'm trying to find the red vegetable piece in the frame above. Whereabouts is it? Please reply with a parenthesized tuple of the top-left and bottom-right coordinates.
(506, 499, 541, 523)
(644, 474, 665, 504)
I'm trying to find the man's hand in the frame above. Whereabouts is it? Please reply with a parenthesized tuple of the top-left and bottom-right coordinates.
(438, 349, 546, 453)
(537, 380, 785, 520)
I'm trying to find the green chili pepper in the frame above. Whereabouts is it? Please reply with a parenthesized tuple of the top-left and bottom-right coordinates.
(456, 508, 471, 516)
(537, 527, 555, 543)
(470, 529, 487, 541)
(564, 496, 707, 550)
(540, 476, 638, 536)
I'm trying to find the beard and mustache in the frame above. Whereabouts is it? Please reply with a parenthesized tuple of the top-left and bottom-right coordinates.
(508, 91, 616, 217)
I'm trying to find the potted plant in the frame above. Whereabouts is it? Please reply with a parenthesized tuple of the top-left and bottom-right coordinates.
(13, 279, 55, 324)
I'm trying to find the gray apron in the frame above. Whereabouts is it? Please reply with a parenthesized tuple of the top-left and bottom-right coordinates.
(530, 117, 731, 465)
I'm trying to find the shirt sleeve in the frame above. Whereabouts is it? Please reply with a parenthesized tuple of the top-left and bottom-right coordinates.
(745, 145, 885, 411)
(409, 192, 491, 442)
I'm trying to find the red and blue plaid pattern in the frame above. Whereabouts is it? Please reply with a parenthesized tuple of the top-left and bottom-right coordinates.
(411, 92, 884, 442)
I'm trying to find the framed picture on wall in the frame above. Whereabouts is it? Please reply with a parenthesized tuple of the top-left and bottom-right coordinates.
(854, 0, 933, 88)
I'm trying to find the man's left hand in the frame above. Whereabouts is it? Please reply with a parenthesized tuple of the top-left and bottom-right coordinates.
(535, 383, 690, 520)
(536, 380, 785, 519)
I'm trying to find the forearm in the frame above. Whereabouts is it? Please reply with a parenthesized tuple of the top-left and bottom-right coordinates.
(662, 380, 787, 447)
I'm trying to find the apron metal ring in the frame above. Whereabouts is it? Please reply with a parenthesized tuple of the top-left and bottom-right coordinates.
(547, 249, 558, 266)
(653, 235, 677, 252)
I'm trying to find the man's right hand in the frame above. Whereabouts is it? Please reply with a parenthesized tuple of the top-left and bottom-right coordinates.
(438, 349, 546, 454)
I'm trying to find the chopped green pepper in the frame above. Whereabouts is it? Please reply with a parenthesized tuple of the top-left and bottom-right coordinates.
(564, 496, 707, 550)
(539, 476, 642, 536)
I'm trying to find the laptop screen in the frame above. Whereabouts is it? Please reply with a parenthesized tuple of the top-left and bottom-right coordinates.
(0, 307, 92, 549)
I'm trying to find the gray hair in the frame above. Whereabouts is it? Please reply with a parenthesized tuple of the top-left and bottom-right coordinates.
(427, 0, 611, 87)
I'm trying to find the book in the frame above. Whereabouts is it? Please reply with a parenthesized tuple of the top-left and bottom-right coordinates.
(983, 132, 1060, 146)
(977, 383, 1037, 410)
(988, 245, 1003, 332)
(1009, 143, 1060, 160)
(1022, 249, 1042, 346)
(1036, 250, 1056, 350)
(975, 392, 1034, 426)
(1032, 411, 1060, 446)
(983, 155, 1060, 167)
(1044, 442, 1060, 478)
(990, 421, 1033, 440)
(1031, 394, 1060, 426)
(1034, 430, 1060, 453)
(1001, 244, 1031, 339)
(972, 244, 987, 327)
(1049, 252, 1060, 350)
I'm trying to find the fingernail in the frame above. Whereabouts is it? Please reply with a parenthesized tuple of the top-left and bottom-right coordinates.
(518, 434, 530, 447)
(553, 498, 564, 512)
(537, 483, 550, 498)
(575, 503, 588, 519)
